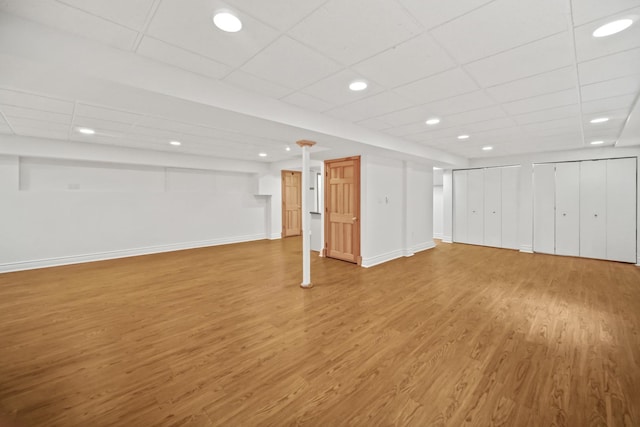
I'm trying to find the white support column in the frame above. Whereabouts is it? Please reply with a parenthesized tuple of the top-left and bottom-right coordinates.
(296, 139, 316, 288)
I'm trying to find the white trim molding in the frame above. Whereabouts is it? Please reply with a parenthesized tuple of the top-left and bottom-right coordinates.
(519, 245, 534, 253)
(361, 249, 405, 268)
(433, 233, 443, 239)
(442, 235, 453, 243)
(0, 234, 266, 273)
(413, 240, 436, 253)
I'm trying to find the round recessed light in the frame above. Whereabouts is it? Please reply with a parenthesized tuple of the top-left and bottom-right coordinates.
(482, 146, 493, 151)
(593, 18, 633, 37)
(213, 12, 242, 32)
(170, 141, 181, 146)
(590, 140, 605, 145)
(457, 134, 470, 140)
(285, 146, 291, 151)
(349, 81, 368, 91)
(425, 118, 440, 125)
(77, 127, 95, 135)
(259, 152, 267, 157)
(590, 117, 609, 124)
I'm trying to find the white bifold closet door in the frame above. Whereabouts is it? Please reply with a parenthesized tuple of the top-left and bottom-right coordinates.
(501, 167, 519, 250)
(555, 162, 580, 256)
(453, 170, 468, 244)
(580, 160, 607, 260)
(467, 169, 484, 245)
(484, 167, 502, 247)
(533, 163, 555, 254)
(606, 158, 636, 263)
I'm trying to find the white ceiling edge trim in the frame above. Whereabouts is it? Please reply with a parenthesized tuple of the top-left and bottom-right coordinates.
(467, 145, 640, 169)
(0, 135, 269, 174)
(0, 12, 468, 167)
(617, 93, 640, 147)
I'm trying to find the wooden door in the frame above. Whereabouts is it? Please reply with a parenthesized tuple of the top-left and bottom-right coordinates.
(606, 158, 637, 263)
(483, 167, 502, 248)
(467, 169, 485, 245)
(453, 170, 468, 244)
(533, 163, 555, 254)
(555, 162, 580, 257)
(324, 156, 360, 264)
(281, 170, 301, 237)
(580, 160, 607, 259)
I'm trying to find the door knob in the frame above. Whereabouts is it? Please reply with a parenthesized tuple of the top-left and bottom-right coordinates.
(492, 211, 496, 214)
(563, 213, 566, 216)
(352, 217, 357, 221)
(594, 214, 598, 218)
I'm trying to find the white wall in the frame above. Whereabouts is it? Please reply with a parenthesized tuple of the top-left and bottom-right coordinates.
(361, 155, 434, 267)
(442, 146, 640, 264)
(433, 186, 443, 239)
(1, 156, 268, 272)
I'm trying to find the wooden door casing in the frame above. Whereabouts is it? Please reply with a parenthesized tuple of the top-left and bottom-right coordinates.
(282, 170, 302, 238)
(324, 156, 361, 264)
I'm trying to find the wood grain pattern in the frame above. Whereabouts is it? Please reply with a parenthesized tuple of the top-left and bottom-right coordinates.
(1, 239, 639, 426)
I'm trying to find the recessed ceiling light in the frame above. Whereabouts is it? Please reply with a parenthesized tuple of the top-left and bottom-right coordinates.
(593, 19, 633, 37)
(482, 146, 493, 151)
(425, 118, 440, 125)
(590, 140, 605, 145)
(213, 11, 242, 32)
(457, 134, 470, 140)
(349, 81, 368, 91)
(169, 141, 181, 146)
(77, 127, 95, 135)
(259, 152, 267, 157)
(590, 117, 609, 124)
(285, 146, 291, 151)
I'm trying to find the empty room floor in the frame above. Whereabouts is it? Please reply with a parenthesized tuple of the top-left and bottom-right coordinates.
(1, 238, 639, 426)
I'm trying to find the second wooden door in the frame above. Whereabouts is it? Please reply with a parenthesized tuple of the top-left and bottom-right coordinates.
(282, 170, 301, 237)
(325, 157, 360, 264)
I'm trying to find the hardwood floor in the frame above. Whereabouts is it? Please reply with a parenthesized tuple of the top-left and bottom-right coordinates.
(1, 238, 639, 426)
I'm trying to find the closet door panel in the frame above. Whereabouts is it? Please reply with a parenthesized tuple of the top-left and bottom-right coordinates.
(467, 169, 485, 245)
(453, 170, 468, 244)
(484, 168, 502, 247)
(555, 162, 580, 257)
(580, 160, 607, 259)
(606, 158, 637, 263)
(533, 163, 556, 254)
(501, 166, 519, 250)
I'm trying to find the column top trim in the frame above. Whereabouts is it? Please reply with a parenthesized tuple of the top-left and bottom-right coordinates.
(296, 140, 316, 148)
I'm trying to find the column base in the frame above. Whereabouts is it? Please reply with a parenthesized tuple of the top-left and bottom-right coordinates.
(300, 282, 313, 289)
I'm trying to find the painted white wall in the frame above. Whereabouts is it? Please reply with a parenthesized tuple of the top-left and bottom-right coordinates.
(361, 155, 434, 267)
(433, 186, 443, 239)
(442, 170, 453, 243)
(443, 146, 640, 264)
(1, 156, 268, 272)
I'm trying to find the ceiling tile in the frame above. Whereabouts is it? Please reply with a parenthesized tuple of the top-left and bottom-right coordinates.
(465, 32, 574, 87)
(578, 47, 640, 86)
(0, 104, 71, 124)
(514, 104, 580, 125)
(241, 36, 341, 89)
(224, 0, 326, 31)
(571, 0, 640, 26)
(394, 68, 479, 104)
(325, 91, 416, 123)
(75, 104, 144, 124)
(280, 92, 334, 113)
(0, 124, 12, 134)
(136, 36, 232, 80)
(7, 117, 70, 133)
(223, 70, 294, 98)
(288, 0, 421, 65)
(355, 117, 395, 131)
(431, 0, 568, 64)
(384, 122, 431, 137)
(0, 0, 138, 50)
(502, 89, 577, 115)
(421, 91, 497, 115)
(146, 0, 280, 67)
(581, 94, 636, 114)
(300, 69, 384, 106)
(574, 7, 640, 62)
(486, 66, 576, 103)
(351, 34, 456, 87)
(71, 117, 134, 135)
(397, 0, 495, 30)
(11, 127, 70, 140)
(580, 75, 640, 101)
(56, 0, 156, 30)
(0, 89, 74, 114)
(376, 105, 436, 127)
(443, 105, 507, 127)
(463, 118, 519, 133)
(520, 117, 581, 134)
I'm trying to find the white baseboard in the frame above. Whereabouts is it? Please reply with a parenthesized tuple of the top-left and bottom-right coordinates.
(413, 240, 436, 253)
(269, 233, 281, 240)
(519, 244, 533, 253)
(433, 233, 443, 239)
(361, 249, 404, 268)
(442, 235, 453, 243)
(0, 234, 266, 273)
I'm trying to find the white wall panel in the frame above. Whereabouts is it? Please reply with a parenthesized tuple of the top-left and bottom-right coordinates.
(453, 170, 468, 243)
(580, 160, 607, 259)
(606, 158, 637, 263)
(483, 167, 501, 247)
(555, 162, 580, 256)
(533, 163, 555, 254)
(501, 166, 519, 250)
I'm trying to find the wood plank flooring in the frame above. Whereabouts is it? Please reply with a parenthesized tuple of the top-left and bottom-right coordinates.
(1, 238, 639, 426)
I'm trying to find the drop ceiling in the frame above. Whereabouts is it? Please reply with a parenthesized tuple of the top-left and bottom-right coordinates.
(0, 0, 639, 165)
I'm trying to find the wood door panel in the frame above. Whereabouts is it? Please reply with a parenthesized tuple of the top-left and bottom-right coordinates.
(325, 156, 360, 263)
(282, 170, 301, 237)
